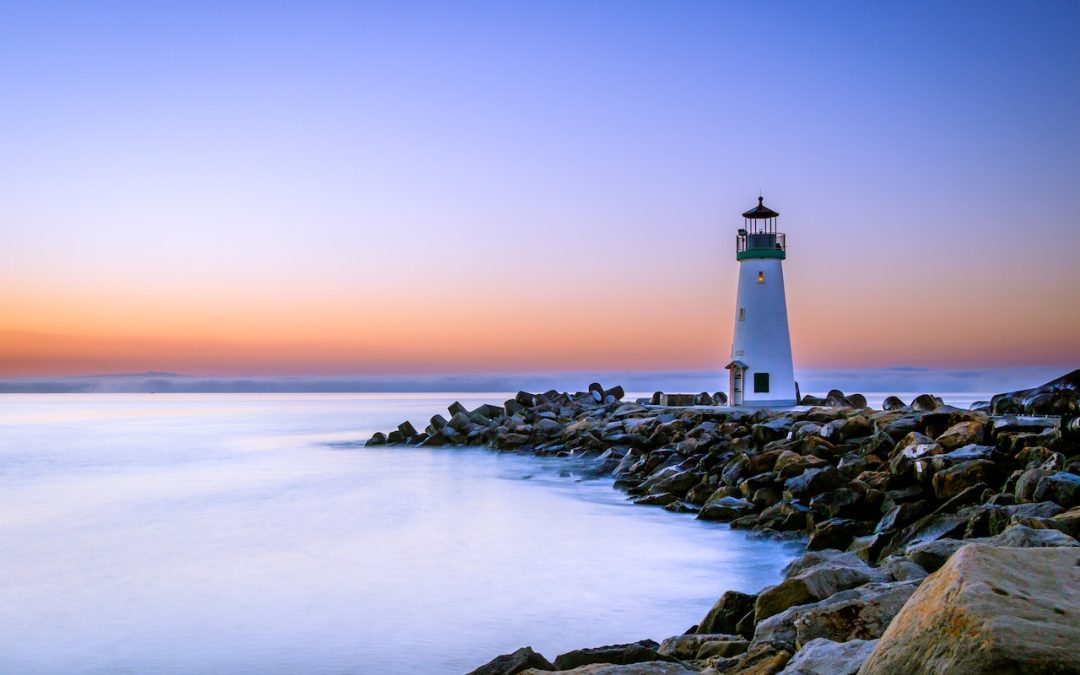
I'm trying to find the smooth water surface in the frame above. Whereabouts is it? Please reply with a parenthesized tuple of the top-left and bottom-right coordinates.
(0, 394, 800, 674)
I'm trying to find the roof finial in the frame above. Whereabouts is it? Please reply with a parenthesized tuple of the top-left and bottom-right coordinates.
(758, 195, 764, 205)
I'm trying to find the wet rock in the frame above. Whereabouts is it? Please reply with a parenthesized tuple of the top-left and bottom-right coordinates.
(806, 518, 870, 551)
(467, 646, 555, 675)
(858, 544, 1080, 674)
(397, 421, 418, 438)
(1032, 471, 1080, 508)
(931, 459, 996, 501)
(754, 551, 884, 622)
(634, 493, 679, 506)
(934, 420, 985, 451)
(366, 432, 387, 446)
(553, 640, 670, 670)
(875, 501, 929, 533)
(881, 396, 906, 411)
(658, 633, 745, 660)
(986, 523, 1079, 548)
(1053, 506, 1080, 538)
(793, 580, 916, 648)
(643, 468, 701, 497)
(523, 664, 693, 675)
(783, 467, 843, 499)
(910, 394, 943, 412)
(697, 591, 758, 636)
(709, 641, 791, 674)
(698, 496, 756, 522)
(778, 638, 876, 675)
(846, 532, 894, 565)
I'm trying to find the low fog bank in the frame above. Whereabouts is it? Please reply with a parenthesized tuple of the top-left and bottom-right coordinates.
(0, 366, 1071, 395)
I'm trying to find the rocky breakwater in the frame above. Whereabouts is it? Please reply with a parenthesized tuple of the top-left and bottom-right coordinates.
(368, 371, 1080, 674)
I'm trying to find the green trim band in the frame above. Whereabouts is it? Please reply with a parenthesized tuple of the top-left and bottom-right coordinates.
(736, 248, 786, 260)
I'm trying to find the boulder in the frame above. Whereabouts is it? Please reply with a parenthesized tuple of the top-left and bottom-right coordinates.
(783, 467, 844, 499)
(755, 551, 884, 622)
(985, 523, 1079, 548)
(910, 394, 943, 412)
(881, 396, 906, 411)
(708, 641, 791, 675)
(934, 420, 985, 451)
(396, 421, 418, 438)
(658, 633, 746, 660)
(931, 459, 996, 501)
(858, 544, 1080, 674)
(366, 432, 387, 446)
(553, 641, 670, 670)
(697, 590, 758, 636)
(792, 581, 917, 648)
(467, 646, 555, 675)
(1053, 506, 1080, 538)
(698, 496, 756, 522)
(523, 664, 693, 675)
(806, 518, 870, 551)
(778, 638, 877, 675)
(1032, 472, 1080, 508)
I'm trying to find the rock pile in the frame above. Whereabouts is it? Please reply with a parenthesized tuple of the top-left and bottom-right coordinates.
(367, 372, 1080, 674)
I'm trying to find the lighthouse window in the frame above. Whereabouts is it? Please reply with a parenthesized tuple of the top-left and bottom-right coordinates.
(754, 373, 770, 393)
(738, 308, 745, 321)
(757, 272, 764, 284)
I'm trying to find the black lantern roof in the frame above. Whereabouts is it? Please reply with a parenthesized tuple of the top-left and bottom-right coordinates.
(742, 196, 779, 219)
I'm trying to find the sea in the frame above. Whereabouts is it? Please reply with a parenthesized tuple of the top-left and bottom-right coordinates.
(0, 392, 986, 674)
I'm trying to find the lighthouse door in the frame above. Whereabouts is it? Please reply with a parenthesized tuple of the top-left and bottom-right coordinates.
(731, 367, 744, 406)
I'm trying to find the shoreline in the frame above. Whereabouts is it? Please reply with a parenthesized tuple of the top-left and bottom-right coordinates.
(369, 372, 1080, 674)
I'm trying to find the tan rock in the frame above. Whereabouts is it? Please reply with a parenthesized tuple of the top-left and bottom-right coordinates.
(858, 544, 1080, 674)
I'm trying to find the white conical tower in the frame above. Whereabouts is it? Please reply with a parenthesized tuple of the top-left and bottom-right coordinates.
(725, 196, 797, 407)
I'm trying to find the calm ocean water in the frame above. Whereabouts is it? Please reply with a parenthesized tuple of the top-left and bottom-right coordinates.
(0, 394, 808, 675)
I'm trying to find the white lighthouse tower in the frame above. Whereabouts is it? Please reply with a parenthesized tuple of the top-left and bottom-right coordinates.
(725, 196, 797, 407)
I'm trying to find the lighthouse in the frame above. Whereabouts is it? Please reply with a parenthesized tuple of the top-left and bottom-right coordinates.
(725, 196, 797, 407)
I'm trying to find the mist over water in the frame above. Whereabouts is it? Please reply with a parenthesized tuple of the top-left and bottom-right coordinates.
(0, 394, 801, 674)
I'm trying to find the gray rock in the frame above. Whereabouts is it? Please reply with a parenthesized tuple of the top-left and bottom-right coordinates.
(1033, 471, 1080, 508)
(697, 496, 756, 522)
(553, 641, 669, 670)
(697, 590, 757, 636)
(657, 633, 745, 660)
(779, 638, 877, 675)
(792, 581, 916, 648)
(858, 544, 1080, 674)
(755, 551, 884, 622)
(467, 646, 555, 675)
(523, 664, 693, 675)
(931, 459, 996, 501)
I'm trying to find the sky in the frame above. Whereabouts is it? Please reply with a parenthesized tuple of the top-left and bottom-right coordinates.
(2, 1, 1079, 386)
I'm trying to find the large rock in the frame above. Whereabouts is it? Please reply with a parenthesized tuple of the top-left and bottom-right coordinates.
(931, 459, 996, 501)
(792, 581, 917, 647)
(934, 420, 985, 451)
(697, 590, 757, 636)
(523, 664, 693, 675)
(752, 581, 910, 652)
(553, 641, 669, 670)
(468, 646, 555, 675)
(1032, 471, 1080, 508)
(698, 496, 756, 522)
(783, 466, 844, 499)
(658, 633, 747, 660)
(858, 544, 1080, 674)
(755, 551, 884, 622)
(778, 638, 877, 675)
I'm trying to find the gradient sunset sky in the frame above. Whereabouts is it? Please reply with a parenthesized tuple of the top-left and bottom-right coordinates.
(2, 1, 1079, 379)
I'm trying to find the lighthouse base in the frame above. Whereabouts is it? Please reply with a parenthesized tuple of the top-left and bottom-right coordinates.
(729, 398, 797, 409)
